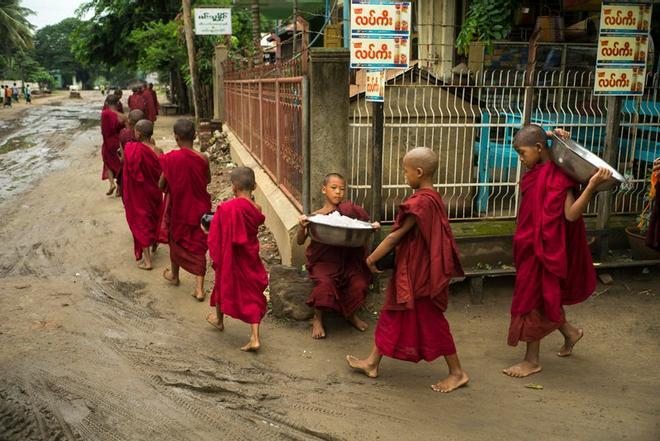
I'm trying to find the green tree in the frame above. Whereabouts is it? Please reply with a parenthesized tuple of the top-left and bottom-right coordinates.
(0, 0, 35, 56)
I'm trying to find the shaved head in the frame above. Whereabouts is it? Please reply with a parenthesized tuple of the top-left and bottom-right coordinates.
(173, 119, 195, 142)
(135, 119, 154, 139)
(128, 109, 144, 125)
(105, 95, 119, 107)
(230, 166, 256, 191)
(322, 173, 345, 186)
(403, 147, 439, 178)
(513, 124, 548, 149)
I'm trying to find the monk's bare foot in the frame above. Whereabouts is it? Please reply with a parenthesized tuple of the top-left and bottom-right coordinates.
(106, 185, 116, 196)
(240, 336, 260, 352)
(311, 316, 326, 339)
(431, 372, 470, 393)
(503, 361, 542, 378)
(558, 328, 583, 357)
(137, 261, 153, 271)
(348, 313, 368, 332)
(162, 268, 179, 286)
(206, 312, 224, 331)
(192, 290, 205, 302)
(346, 355, 378, 378)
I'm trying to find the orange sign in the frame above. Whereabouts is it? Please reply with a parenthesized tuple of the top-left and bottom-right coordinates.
(365, 70, 385, 102)
(350, 36, 409, 68)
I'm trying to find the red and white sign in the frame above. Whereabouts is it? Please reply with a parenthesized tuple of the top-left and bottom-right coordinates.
(365, 70, 385, 102)
(594, 66, 646, 95)
(350, 35, 409, 69)
(351, 1, 411, 35)
(597, 35, 648, 65)
(599, 3, 652, 34)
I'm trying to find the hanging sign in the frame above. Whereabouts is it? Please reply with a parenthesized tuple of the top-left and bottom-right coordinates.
(350, 35, 409, 68)
(594, 2, 652, 96)
(365, 70, 385, 102)
(350, 1, 411, 69)
(596, 35, 648, 65)
(599, 3, 652, 34)
(594, 66, 646, 95)
(194, 8, 232, 35)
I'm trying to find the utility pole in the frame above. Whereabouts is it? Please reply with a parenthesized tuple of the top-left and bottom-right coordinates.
(182, 0, 201, 128)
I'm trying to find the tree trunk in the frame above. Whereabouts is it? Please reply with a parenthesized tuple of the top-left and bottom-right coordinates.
(252, 0, 262, 64)
(182, 0, 201, 127)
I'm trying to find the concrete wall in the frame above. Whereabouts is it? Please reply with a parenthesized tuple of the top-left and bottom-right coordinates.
(227, 128, 306, 267)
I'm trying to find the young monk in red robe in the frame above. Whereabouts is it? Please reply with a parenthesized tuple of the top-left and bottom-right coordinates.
(148, 83, 160, 117)
(102, 89, 124, 113)
(297, 173, 379, 339)
(122, 120, 164, 270)
(347, 147, 468, 393)
(142, 84, 157, 122)
(159, 119, 211, 301)
(100, 95, 127, 196)
(116, 110, 144, 199)
(206, 167, 268, 352)
(128, 86, 146, 113)
(503, 125, 612, 378)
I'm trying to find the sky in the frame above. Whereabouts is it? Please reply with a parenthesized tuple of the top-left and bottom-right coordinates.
(23, 0, 87, 30)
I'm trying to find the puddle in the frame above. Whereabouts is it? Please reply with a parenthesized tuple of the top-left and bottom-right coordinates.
(0, 101, 101, 204)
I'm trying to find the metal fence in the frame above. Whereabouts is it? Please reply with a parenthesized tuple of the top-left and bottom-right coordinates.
(224, 58, 305, 210)
(348, 67, 659, 222)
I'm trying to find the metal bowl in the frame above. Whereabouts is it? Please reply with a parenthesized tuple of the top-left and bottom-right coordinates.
(549, 134, 627, 192)
(307, 216, 375, 247)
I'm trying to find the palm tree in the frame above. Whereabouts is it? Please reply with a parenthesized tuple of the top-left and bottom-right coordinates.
(0, 0, 35, 56)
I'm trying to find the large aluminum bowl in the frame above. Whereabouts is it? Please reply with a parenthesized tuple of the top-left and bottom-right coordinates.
(549, 134, 627, 192)
(307, 215, 375, 247)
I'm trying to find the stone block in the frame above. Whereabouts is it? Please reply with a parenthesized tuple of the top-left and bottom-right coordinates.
(269, 265, 314, 321)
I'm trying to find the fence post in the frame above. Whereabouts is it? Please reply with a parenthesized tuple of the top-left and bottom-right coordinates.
(523, 31, 540, 125)
(275, 80, 281, 182)
(596, 96, 622, 261)
(302, 75, 311, 213)
(259, 82, 264, 161)
(371, 101, 384, 222)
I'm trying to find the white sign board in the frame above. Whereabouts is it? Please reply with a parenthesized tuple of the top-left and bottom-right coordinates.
(365, 70, 385, 102)
(350, 1, 411, 69)
(194, 8, 232, 35)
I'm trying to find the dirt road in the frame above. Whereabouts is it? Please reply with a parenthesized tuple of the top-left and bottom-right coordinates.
(1, 92, 659, 441)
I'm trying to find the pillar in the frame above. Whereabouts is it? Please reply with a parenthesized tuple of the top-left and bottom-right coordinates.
(213, 44, 229, 123)
(308, 48, 350, 210)
(417, 0, 457, 80)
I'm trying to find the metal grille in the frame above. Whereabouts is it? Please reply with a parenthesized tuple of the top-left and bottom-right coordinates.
(224, 59, 305, 210)
(348, 68, 659, 222)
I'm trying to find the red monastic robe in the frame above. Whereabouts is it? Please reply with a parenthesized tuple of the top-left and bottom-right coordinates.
(208, 198, 268, 324)
(159, 148, 211, 276)
(128, 93, 146, 112)
(508, 161, 596, 346)
(645, 172, 659, 251)
(122, 141, 163, 260)
(374, 189, 463, 362)
(100, 108, 123, 180)
(143, 90, 157, 122)
(149, 89, 160, 115)
(306, 201, 372, 318)
(118, 127, 135, 148)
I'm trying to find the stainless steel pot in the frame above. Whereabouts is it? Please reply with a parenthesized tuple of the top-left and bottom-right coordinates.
(549, 134, 627, 192)
(307, 216, 375, 247)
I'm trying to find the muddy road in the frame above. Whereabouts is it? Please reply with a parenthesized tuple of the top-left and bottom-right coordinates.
(0, 92, 659, 441)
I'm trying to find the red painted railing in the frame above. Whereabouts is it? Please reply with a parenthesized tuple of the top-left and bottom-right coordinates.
(224, 58, 304, 210)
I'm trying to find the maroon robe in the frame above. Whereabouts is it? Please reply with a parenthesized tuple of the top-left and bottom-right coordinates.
(101, 108, 123, 180)
(159, 148, 211, 276)
(122, 141, 163, 260)
(143, 90, 157, 122)
(118, 127, 135, 148)
(208, 198, 268, 324)
(645, 172, 659, 251)
(374, 188, 463, 362)
(128, 93, 146, 112)
(306, 201, 371, 318)
(149, 89, 160, 115)
(508, 161, 596, 346)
